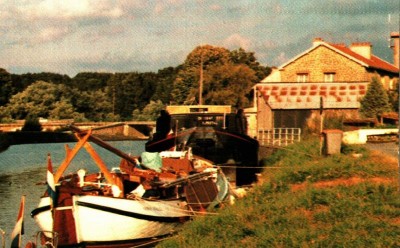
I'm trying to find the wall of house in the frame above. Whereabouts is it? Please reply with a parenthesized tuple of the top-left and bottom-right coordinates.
(256, 103, 360, 134)
(305, 109, 360, 133)
(256, 95, 273, 130)
(280, 46, 369, 82)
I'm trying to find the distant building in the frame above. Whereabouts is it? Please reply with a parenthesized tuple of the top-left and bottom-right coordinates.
(255, 34, 399, 132)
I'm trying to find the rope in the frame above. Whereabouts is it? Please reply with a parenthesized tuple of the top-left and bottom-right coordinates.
(217, 164, 281, 169)
(261, 144, 319, 158)
(129, 235, 173, 248)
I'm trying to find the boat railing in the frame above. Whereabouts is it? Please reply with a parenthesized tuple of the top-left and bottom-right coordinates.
(34, 231, 58, 248)
(258, 128, 301, 146)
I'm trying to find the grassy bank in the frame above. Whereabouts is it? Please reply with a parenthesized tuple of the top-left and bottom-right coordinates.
(158, 139, 400, 247)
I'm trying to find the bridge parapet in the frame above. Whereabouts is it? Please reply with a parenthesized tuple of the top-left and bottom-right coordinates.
(0, 121, 156, 139)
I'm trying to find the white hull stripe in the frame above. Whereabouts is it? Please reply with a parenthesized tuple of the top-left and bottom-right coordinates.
(75, 201, 191, 223)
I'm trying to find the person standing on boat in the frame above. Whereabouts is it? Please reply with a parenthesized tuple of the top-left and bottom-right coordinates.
(155, 109, 171, 140)
(235, 108, 248, 135)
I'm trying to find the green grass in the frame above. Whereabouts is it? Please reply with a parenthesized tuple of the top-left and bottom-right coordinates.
(157, 139, 400, 248)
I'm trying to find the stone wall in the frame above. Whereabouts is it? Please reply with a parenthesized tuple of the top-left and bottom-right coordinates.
(281, 46, 368, 82)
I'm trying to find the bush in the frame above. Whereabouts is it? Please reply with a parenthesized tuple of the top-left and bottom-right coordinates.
(21, 115, 42, 131)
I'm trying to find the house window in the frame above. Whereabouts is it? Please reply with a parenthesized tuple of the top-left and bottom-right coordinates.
(297, 73, 308, 82)
(324, 73, 335, 82)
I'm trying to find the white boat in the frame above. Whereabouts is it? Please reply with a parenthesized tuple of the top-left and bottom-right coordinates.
(31, 126, 230, 247)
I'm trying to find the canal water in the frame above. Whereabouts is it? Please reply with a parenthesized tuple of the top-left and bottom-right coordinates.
(0, 140, 146, 246)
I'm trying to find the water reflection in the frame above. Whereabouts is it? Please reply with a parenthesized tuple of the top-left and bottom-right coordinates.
(0, 140, 146, 246)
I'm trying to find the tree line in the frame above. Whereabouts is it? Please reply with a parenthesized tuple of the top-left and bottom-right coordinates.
(0, 46, 271, 123)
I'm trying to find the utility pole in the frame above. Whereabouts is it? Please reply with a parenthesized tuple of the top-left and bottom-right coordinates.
(199, 50, 204, 105)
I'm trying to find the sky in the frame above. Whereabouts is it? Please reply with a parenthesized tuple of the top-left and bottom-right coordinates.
(1, 0, 399, 77)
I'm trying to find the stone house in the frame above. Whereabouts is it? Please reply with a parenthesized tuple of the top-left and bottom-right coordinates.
(254, 33, 399, 134)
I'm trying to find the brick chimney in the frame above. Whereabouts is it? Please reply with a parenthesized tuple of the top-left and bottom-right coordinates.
(350, 42, 372, 59)
(390, 32, 399, 69)
(313, 37, 324, 47)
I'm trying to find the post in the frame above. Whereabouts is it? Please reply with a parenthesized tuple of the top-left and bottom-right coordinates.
(398, 64, 400, 192)
(320, 97, 324, 155)
(0, 228, 5, 248)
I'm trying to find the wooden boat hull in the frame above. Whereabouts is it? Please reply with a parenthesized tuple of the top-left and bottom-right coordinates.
(30, 126, 232, 247)
(146, 126, 259, 185)
(32, 195, 190, 246)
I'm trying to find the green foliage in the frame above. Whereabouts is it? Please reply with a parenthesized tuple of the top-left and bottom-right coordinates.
(132, 100, 165, 121)
(1, 81, 83, 121)
(71, 72, 112, 91)
(0, 68, 13, 105)
(387, 82, 399, 112)
(360, 77, 392, 119)
(0, 45, 270, 121)
(171, 45, 265, 107)
(152, 67, 180, 104)
(230, 47, 271, 81)
(157, 139, 400, 247)
(203, 64, 257, 107)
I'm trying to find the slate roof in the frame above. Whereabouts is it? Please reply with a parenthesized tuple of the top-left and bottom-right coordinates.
(256, 82, 369, 109)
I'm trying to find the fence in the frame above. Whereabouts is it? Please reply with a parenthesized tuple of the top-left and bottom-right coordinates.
(258, 128, 301, 146)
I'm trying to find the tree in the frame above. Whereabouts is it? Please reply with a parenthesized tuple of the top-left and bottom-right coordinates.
(171, 45, 232, 104)
(107, 72, 157, 120)
(132, 100, 165, 121)
(171, 45, 260, 107)
(151, 67, 180, 104)
(71, 72, 112, 91)
(203, 64, 257, 107)
(0, 68, 13, 105)
(49, 98, 85, 121)
(360, 77, 392, 121)
(3, 81, 82, 120)
(230, 48, 271, 81)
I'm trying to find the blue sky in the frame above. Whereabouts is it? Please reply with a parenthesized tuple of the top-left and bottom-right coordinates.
(1, 0, 398, 77)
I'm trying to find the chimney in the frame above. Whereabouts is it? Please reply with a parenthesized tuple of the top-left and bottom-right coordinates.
(313, 37, 324, 47)
(390, 32, 399, 69)
(350, 42, 372, 59)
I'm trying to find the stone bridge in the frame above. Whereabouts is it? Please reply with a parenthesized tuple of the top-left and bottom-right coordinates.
(0, 120, 156, 139)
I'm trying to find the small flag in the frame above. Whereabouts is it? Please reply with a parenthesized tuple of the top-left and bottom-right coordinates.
(10, 195, 25, 248)
(47, 154, 57, 207)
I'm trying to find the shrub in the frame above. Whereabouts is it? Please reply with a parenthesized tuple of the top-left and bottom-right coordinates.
(21, 115, 42, 131)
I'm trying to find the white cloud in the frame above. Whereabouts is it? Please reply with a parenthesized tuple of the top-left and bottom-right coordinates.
(275, 52, 288, 66)
(222, 33, 252, 50)
(0, 0, 396, 76)
(34, 26, 70, 43)
(210, 4, 222, 11)
(18, 0, 123, 21)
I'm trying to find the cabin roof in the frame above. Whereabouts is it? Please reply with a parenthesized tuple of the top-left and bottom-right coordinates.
(256, 82, 369, 109)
